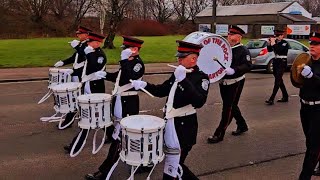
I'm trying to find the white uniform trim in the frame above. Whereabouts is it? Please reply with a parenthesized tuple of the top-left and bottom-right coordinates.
(220, 75, 245, 86)
(275, 55, 287, 58)
(301, 99, 320, 105)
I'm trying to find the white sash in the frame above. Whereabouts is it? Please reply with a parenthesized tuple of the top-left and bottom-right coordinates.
(163, 81, 182, 178)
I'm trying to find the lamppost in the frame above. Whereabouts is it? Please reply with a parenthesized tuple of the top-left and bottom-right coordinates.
(212, 0, 217, 33)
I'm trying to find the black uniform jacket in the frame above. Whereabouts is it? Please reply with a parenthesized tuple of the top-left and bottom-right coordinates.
(223, 43, 252, 80)
(62, 41, 88, 79)
(145, 66, 209, 147)
(84, 47, 107, 93)
(267, 39, 289, 56)
(105, 55, 145, 117)
(300, 59, 320, 101)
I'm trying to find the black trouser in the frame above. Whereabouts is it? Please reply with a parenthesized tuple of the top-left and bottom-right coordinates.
(163, 145, 199, 180)
(98, 139, 121, 175)
(299, 103, 320, 180)
(269, 58, 288, 101)
(214, 79, 247, 139)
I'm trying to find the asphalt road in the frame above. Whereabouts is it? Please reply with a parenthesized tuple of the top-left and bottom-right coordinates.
(0, 72, 314, 180)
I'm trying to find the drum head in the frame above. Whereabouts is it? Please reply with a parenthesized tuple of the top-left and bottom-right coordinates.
(49, 68, 73, 73)
(183, 32, 232, 83)
(290, 52, 311, 88)
(78, 93, 112, 103)
(121, 115, 165, 133)
(51, 82, 81, 92)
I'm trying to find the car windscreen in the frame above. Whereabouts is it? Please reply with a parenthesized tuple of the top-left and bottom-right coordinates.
(246, 40, 267, 49)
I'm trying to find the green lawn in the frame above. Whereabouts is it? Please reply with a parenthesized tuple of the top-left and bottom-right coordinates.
(0, 36, 184, 68)
(0, 36, 309, 68)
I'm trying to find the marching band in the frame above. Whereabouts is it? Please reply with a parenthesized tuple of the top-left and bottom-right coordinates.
(37, 25, 320, 180)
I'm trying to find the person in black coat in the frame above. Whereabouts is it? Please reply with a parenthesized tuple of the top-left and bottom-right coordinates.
(53, 26, 92, 129)
(265, 29, 289, 105)
(298, 32, 320, 180)
(85, 36, 145, 180)
(131, 40, 209, 180)
(64, 32, 107, 155)
(208, 25, 252, 144)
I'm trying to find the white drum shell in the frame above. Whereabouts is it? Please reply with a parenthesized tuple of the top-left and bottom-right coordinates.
(51, 82, 82, 114)
(120, 115, 165, 166)
(48, 68, 72, 88)
(77, 94, 112, 129)
(183, 32, 232, 83)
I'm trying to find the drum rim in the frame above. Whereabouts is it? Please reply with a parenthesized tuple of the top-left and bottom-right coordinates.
(120, 115, 165, 133)
(51, 82, 82, 92)
(77, 93, 112, 103)
(49, 68, 73, 73)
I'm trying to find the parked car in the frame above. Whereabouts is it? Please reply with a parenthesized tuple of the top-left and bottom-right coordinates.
(246, 38, 309, 73)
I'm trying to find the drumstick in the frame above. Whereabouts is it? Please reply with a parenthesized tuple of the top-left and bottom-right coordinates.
(213, 57, 226, 69)
(129, 80, 155, 98)
(167, 64, 193, 73)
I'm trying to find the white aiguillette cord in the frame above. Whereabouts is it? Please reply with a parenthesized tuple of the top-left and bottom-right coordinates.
(167, 64, 193, 73)
(129, 79, 155, 98)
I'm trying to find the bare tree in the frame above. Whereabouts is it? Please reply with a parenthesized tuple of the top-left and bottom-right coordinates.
(299, 0, 320, 16)
(188, 0, 210, 23)
(99, 0, 133, 49)
(50, 0, 73, 20)
(70, 0, 95, 30)
(149, 0, 174, 23)
(12, 0, 51, 22)
(172, 0, 190, 24)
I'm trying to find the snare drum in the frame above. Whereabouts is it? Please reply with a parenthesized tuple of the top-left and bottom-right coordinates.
(120, 115, 165, 167)
(51, 82, 82, 114)
(77, 93, 112, 129)
(48, 68, 73, 88)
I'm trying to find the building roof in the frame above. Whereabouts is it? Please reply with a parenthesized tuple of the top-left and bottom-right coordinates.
(281, 14, 316, 24)
(196, 2, 292, 17)
(312, 17, 320, 23)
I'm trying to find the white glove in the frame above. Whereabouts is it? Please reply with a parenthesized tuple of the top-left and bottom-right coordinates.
(54, 60, 64, 67)
(121, 48, 132, 60)
(301, 65, 313, 78)
(70, 40, 80, 48)
(174, 65, 187, 82)
(225, 67, 235, 75)
(131, 80, 147, 90)
(95, 71, 107, 79)
(84, 46, 95, 54)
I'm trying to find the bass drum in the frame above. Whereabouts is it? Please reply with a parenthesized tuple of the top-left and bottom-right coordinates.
(183, 32, 232, 83)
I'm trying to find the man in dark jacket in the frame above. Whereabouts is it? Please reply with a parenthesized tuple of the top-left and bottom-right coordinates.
(208, 25, 252, 144)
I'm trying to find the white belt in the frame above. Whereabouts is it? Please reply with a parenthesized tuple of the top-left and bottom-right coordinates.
(165, 104, 196, 119)
(301, 99, 320, 105)
(120, 91, 138, 96)
(220, 75, 245, 86)
(275, 55, 287, 59)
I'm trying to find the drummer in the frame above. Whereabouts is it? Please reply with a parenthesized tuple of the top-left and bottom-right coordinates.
(54, 26, 91, 82)
(298, 32, 320, 180)
(131, 40, 209, 179)
(207, 25, 252, 144)
(85, 36, 145, 180)
(53, 26, 92, 129)
(64, 32, 107, 154)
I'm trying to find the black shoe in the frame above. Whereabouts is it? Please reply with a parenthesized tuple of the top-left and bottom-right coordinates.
(277, 98, 288, 102)
(314, 167, 320, 176)
(232, 127, 248, 136)
(85, 171, 106, 180)
(63, 145, 71, 154)
(265, 100, 274, 105)
(207, 135, 223, 144)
